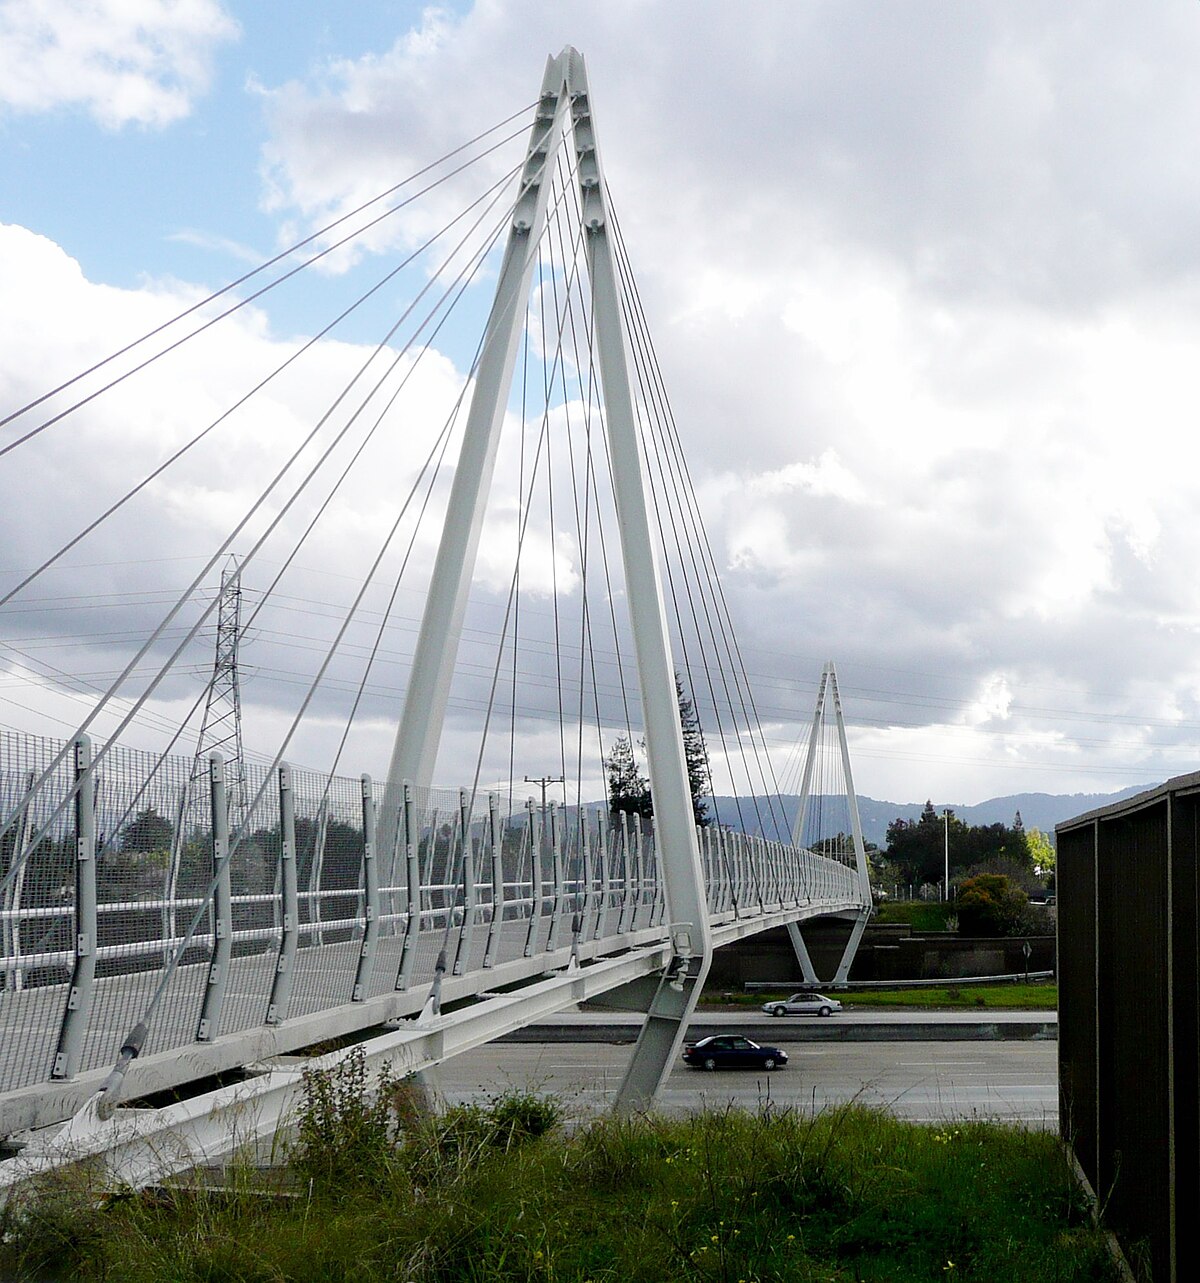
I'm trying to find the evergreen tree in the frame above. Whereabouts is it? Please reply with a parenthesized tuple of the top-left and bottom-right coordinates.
(1011, 810, 1031, 864)
(675, 674, 712, 827)
(605, 734, 651, 818)
(603, 675, 713, 827)
(120, 807, 175, 855)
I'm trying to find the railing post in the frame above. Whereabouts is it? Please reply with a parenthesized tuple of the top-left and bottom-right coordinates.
(617, 811, 634, 933)
(721, 830, 733, 914)
(579, 809, 593, 939)
(452, 789, 477, 975)
(594, 813, 610, 939)
(546, 800, 566, 951)
(196, 753, 232, 1042)
(703, 821, 713, 913)
(699, 827, 710, 913)
(648, 818, 664, 926)
(352, 774, 379, 1001)
(52, 737, 97, 1079)
(308, 798, 328, 945)
(162, 782, 188, 968)
(483, 793, 503, 967)
(397, 783, 420, 990)
(2, 770, 35, 992)
(753, 835, 767, 914)
(631, 818, 644, 929)
(523, 799, 541, 957)
(266, 763, 299, 1023)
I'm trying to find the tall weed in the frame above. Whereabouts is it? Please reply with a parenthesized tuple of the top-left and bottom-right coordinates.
(289, 1044, 403, 1197)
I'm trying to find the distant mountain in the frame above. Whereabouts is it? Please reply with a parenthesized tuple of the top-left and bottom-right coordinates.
(707, 784, 1156, 848)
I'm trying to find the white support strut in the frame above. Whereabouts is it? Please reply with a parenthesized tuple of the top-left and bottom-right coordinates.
(378, 52, 573, 841)
(565, 49, 712, 1110)
(377, 46, 711, 1110)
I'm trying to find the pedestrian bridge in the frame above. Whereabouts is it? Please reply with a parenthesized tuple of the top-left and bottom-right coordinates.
(0, 46, 872, 1193)
(1, 725, 867, 1191)
(1, 728, 865, 1140)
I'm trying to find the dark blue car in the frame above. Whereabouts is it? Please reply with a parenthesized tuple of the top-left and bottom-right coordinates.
(682, 1034, 787, 1071)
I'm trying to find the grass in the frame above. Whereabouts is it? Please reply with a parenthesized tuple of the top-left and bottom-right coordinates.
(873, 901, 960, 932)
(704, 982, 1057, 1011)
(838, 983, 1056, 1011)
(0, 1050, 1114, 1283)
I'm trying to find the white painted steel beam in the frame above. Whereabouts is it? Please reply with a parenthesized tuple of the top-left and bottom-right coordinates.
(379, 52, 572, 816)
(786, 919, 820, 986)
(828, 663, 874, 907)
(560, 47, 713, 1111)
(51, 737, 96, 1080)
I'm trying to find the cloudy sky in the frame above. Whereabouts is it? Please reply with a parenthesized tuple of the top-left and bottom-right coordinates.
(4, 0, 1200, 809)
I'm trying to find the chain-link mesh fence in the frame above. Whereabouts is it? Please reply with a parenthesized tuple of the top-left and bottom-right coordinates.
(2, 728, 859, 1098)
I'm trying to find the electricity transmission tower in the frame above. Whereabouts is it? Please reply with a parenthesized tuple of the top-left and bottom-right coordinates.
(190, 556, 247, 822)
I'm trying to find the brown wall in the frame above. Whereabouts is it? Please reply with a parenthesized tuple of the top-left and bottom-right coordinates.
(1059, 778, 1200, 1283)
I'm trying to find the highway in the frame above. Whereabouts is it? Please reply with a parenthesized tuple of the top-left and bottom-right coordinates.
(436, 1034, 1059, 1128)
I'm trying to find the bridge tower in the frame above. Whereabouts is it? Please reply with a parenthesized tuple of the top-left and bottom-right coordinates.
(378, 47, 710, 1110)
(787, 661, 873, 987)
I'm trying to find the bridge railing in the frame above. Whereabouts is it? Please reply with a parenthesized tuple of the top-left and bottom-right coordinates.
(0, 730, 861, 1097)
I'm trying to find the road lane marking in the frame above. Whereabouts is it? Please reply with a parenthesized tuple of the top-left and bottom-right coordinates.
(897, 1061, 986, 1067)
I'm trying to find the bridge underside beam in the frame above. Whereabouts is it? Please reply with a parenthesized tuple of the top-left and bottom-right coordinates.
(831, 907, 871, 986)
(1, 943, 682, 1204)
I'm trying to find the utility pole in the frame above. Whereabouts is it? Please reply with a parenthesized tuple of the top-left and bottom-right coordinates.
(943, 808, 952, 903)
(524, 774, 564, 814)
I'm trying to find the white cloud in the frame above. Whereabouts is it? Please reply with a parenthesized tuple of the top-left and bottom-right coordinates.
(0, 0, 238, 128)
(0, 223, 475, 757)
(748, 451, 870, 504)
(175, 3, 1200, 797)
(12, 3, 1200, 803)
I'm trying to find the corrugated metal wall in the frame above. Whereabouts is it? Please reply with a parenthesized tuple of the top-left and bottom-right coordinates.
(1059, 779, 1200, 1283)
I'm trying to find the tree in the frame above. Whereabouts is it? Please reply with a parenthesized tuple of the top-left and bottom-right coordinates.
(956, 873, 1028, 937)
(120, 807, 175, 857)
(1026, 827, 1055, 876)
(676, 674, 712, 827)
(885, 805, 1036, 891)
(884, 801, 949, 887)
(604, 674, 713, 827)
(605, 734, 651, 819)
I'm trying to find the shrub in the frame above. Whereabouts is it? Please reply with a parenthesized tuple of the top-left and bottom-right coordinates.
(956, 873, 1028, 936)
(290, 1044, 403, 1196)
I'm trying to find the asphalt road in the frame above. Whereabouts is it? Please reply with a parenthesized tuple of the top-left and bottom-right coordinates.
(434, 1037, 1059, 1129)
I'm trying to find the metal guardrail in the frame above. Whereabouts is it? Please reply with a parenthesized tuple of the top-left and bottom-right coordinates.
(1, 730, 863, 1105)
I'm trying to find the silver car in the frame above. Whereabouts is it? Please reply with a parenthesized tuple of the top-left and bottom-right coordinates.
(761, 992, 843, 1017)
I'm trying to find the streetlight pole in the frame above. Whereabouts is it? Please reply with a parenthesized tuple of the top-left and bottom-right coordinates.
(943, 808, 951, 903)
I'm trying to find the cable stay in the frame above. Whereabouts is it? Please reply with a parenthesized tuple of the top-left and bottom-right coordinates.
(0, 48, 870, 1152)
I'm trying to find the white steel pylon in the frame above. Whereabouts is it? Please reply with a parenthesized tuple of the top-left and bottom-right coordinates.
(790, 661, 872, 986)
(377, 48, 710, 1110)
